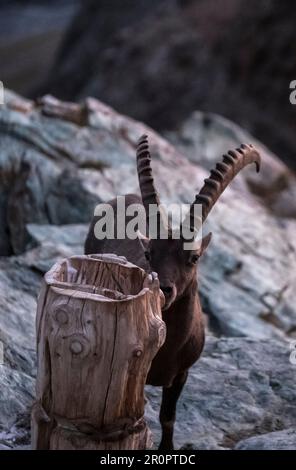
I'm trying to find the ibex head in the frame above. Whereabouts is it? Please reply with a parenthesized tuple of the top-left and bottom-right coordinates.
(137, 135, 261, 310)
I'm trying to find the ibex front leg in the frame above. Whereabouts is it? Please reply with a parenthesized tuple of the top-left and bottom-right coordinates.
(159, 370, 188, 450)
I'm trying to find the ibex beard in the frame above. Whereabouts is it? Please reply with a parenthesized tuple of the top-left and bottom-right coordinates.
(85, 134, 261, 450)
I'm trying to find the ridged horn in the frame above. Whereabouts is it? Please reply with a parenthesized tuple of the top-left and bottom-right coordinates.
(136, 134, 169, 235)
(182, 143, 261, 235)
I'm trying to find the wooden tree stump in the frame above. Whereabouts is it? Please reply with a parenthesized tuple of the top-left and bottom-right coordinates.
(31, 254, 166, 450)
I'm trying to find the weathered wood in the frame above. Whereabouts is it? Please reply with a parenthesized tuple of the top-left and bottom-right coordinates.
(31, 254, 166, 450)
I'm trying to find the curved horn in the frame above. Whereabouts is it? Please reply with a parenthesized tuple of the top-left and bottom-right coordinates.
(137, 134, 161, 210)
(137, 134, 170, 235)
(183, 143, 261, 235)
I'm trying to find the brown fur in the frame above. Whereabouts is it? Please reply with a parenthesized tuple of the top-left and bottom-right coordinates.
(85, 193, 211, 449)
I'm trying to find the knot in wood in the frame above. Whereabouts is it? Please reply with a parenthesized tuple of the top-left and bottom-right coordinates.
(133, 348, 143, 358)
(55, 309, 68, 325)
(70, 340, 84, 355)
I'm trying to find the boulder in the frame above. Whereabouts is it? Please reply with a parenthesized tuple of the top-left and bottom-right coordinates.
(0, 365, 34, 449)
(42, 0, 296, 171)
(18, 223, 88, 273)
(235, 428, 296, 450)
(199, 196, 296, 339)
(1, 90, 296, 341)
(0, 91, 295, 449)
(146, 336, 296, 449)
(167, 111, 296, 219)
(0, 259, 41, 376)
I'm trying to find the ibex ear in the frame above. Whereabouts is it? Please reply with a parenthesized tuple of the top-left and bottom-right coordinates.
(198, 232, 212, 256)
(136, 230, 150, 252)
(136, 230, 149, 241)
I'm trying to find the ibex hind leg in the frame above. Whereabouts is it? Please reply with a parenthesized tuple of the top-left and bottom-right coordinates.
(158, 370, 188, 451)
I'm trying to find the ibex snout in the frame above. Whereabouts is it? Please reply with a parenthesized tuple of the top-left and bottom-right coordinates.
(160, 282, 177, 310)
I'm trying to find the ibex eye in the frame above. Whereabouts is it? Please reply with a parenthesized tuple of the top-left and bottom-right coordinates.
(145, 251, 151, 261)
(190, 254, 200, 264)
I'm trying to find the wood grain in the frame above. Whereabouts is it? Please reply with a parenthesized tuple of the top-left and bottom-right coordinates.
(31, 254, 166, 450)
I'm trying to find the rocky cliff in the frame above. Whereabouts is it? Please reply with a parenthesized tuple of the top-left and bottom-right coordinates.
(43, 0, 296, 171)
(0, 91, 295, 449)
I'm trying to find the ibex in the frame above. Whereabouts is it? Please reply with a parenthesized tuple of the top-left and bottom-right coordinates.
(85, 135, 261, 449)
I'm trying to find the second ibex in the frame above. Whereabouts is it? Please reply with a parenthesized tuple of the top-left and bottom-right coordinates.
(85, 135, 261, 450)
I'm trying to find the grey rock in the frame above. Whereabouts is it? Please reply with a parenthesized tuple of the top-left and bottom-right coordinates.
(1, 91, 296, 343)
(0, 90, 199, 255)
(146, 337, 296, 449)
(0, 188, 12, 256)
(199, 196, 296, 339)
(0, 258, 41, 376)
(43, 0, 296, 173)
(167, 111, 296, 219)
(7, 159, 50, 255)
(0, 91, 295, 450)
(46, 169, 100, 225)
(235, 428, 296, 450)
(26, 223, 88, 249)
(165, 112, 296, 339)
(0, 365, 34, 449)
(18, 223, 88, 273)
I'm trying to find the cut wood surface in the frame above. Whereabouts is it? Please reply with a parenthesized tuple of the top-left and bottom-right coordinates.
(31, 254, 166, 450)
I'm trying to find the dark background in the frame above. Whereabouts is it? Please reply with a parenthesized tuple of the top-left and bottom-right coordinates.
(1, 0, 296, 170)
